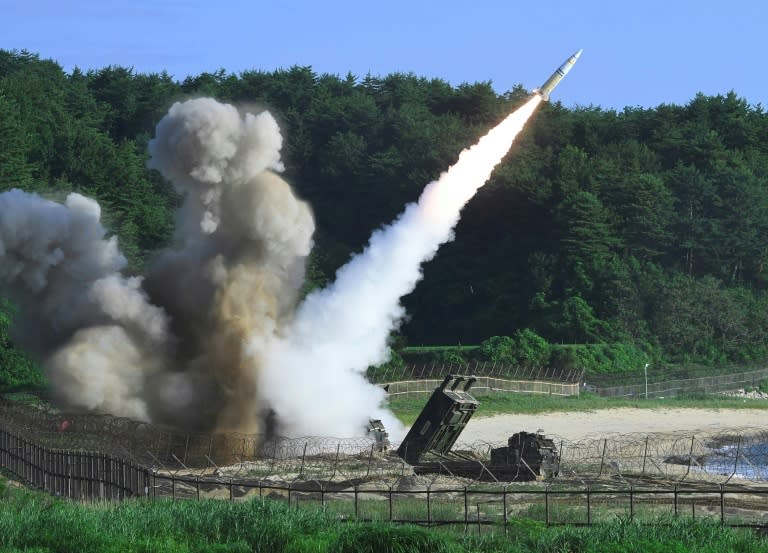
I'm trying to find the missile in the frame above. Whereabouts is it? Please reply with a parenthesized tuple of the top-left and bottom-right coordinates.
(535, 49, 583, 101)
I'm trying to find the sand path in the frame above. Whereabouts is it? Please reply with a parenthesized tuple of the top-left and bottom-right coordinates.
(458, 407, 768, 445)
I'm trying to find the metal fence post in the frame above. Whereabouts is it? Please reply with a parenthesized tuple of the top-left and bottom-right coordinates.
(365, 443, 374, 478)
(682, 436, 695, 480)
(598, 439, 608, 477)
(427, 486, 431, 527)
(642, 436, 649, 475)
(464, 486, 468, 532)
(503, 485, 508, 536)
(720, 484, 725, 525)
(674, 484, 678, 517)
(299, 442, 307, 480)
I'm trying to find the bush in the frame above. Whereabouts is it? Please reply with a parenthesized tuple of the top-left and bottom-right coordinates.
(479, 329, 550, 369)
(549, 343, 649, 375)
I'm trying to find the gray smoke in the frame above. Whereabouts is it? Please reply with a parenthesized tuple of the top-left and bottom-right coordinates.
(0, 98, 317, 439)
(0, 189, 169, 420)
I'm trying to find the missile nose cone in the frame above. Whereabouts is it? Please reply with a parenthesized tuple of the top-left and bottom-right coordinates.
(573, 49, 583, 60)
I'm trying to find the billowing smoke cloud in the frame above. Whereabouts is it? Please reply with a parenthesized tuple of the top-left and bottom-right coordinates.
(0, 189, 169, 420)
(0, 98, 314, 439)
(143, 98, 314, 435)
(0, 93, 541, 448)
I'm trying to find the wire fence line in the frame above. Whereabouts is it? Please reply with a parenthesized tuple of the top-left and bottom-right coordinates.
(368, 362, 584, 385)
(2, 392, 768, 530)
(371, 362, 768, 399)
(3, 426, 768, 530)
(591, 367, 768, 399)
(385, 376, 580, 398)
(2, 396, 768, 485)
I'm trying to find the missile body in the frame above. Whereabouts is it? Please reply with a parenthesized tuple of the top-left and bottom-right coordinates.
(536, 49, 583, 101)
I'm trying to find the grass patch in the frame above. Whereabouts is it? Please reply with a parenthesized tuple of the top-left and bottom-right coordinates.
(0, 479, 766, 552)
(387, 391, 768, 426)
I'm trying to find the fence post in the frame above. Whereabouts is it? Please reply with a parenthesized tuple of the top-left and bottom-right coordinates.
(464, 486, 468, 532)
(598, 439, 608, 478)
(388, 485, 393, 522)
(545, 485, 550, 525)
(642, 436, 649, 475)
(673, 484, 678, 517)
(629, 485, 634, 520)
(726, 436, 741, 483)
(586, 485, 591, 525)
(503, 485, 508, 536)
(331, 443, 340, 479)
(298, 442, 307, 479)
(365, 443, 374, 478)
(354, 485, 359, 519)
(682, 436, 695, 480)
(719, 484, 725, 525)
(427, 486, 431, 527)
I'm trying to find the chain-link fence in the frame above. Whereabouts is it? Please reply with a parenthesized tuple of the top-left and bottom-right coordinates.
(590, 367, 768, 399)
(368, 362, 583, 385)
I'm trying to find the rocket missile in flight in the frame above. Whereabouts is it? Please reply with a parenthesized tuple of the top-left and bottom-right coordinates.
(535, 49, 583, 101)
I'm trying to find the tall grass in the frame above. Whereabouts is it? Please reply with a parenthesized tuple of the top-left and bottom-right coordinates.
(1, 477, 766, 553)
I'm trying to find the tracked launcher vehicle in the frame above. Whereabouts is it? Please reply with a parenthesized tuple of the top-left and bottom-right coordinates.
(395, 374, 559, 481)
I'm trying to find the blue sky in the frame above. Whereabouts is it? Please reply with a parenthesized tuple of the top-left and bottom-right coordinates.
(2, 0, 766, 111)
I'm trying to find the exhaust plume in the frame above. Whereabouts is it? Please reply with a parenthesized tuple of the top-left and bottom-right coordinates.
(259, 95, 543, 440)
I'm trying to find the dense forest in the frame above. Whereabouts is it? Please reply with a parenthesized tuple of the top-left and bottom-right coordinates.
(2, 48, 768, 388)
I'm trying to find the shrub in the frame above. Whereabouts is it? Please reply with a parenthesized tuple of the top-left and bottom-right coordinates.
(479, 329, 550, 369)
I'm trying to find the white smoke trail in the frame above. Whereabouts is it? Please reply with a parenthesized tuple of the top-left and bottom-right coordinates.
(259, 95, 543, 440)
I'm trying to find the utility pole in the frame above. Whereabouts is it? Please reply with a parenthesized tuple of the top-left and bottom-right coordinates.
(644, 363, 650, 399)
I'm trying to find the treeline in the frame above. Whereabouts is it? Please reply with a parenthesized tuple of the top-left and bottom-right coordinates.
(2, 49, 768, 387)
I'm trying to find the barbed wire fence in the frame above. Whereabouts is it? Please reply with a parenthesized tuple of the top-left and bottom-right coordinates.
(2, 391, 768, 531)
(2, 423, 768, 531)
(368, 362, 768, 399)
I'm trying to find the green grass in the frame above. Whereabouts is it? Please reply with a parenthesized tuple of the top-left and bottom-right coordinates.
(1, 476, 766, 553)
(387, 391, 768, 426)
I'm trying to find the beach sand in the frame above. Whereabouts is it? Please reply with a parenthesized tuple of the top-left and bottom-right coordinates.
(458, 407, 768, 445)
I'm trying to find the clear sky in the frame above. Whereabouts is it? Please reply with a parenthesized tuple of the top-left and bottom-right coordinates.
(2, 0, 766, 111)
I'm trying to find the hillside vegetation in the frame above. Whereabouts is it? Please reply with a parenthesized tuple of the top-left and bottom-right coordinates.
(3, 49, 768, 390)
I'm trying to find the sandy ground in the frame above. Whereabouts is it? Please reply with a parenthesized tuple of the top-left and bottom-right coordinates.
(458, 408, 768, 445)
